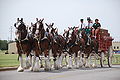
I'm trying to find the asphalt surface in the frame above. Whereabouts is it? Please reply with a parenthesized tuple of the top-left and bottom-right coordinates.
(0, 65, 120, 80)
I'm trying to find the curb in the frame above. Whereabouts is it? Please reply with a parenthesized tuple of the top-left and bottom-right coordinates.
(0, 67, 18, 71)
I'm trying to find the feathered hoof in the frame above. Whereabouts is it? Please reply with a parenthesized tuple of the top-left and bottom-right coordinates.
(68, 66, 72, 69)
(40, 65, 44, 68)
(75, 66, 80, 69)
(67, 65, 72, 69)
(25, 63, 31, 69)
(44, 68, 51, 71)
(33, 69, 40, 72)
(17, 66, 24, 72)
(85, 65, 90, 68)
(29, 67, 33, 71)
(91, 64, 97, 68)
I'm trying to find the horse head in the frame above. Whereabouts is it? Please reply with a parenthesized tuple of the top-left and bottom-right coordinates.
(45, 23, 54, 31)
(35, 18, 45, 39)
(14, 18, 27, 40)
(30, 22, 36, 35)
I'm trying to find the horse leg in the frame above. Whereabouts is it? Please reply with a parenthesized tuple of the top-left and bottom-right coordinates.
(84, 54, 88, 68)
(44, 51, 51, 71)
(29, 53, 32, 67)
(85, 53, 91, 68)
(79, 52, 82, 67)
(39, 56, 44, 68)
(75, 52, 80, 69)
(64, 54, 68, 66)
(29, 55, 36, 71)
(17, 54, 24, 72)
(53, 53, 59, 70)
(54, 56, 59, 70)
(33, 56, 40, 72)
(93, 53, 97, 67)
(57, 52, 64, 69)
(89, 53, 93, 68)
(25, 52, 31, 69)
(67, 54, 73, 69)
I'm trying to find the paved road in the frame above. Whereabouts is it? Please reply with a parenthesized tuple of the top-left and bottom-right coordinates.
(0, 65, 120, 80)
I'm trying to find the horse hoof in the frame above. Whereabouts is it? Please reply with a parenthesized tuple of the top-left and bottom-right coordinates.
(54, 67, 59, 70)
(44, 68, 51, 71)
(68, 67, 72, 69)
(29, 67, 33, 71)
(17, 69, 24, 72)
(25, 66, 30, 69)
(17, 67, 24, 72)
(92, 64, 97, 68)
(33, 69, 40, 72)
(75, 67, 80, 69)
(40, 65, 44, 68)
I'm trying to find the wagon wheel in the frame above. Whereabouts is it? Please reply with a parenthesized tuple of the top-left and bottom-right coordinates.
(100, 52, 105, 67)
(108, 46, 113, 67)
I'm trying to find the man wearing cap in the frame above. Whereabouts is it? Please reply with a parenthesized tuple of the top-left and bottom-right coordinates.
(92, 19, 101, 38)
(84, 17, 93, 45)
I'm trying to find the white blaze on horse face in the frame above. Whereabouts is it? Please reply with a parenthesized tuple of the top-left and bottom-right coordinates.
(69, 30, 72, 38)
(79, 32, 82, 37)
(16, 21, 21, 28)
(35, 22, 40, 34)
(35, 30, 39, 35)
(49, 27, 52, 33)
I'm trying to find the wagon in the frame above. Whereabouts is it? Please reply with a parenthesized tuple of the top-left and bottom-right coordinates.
(97, 29, 114, 67)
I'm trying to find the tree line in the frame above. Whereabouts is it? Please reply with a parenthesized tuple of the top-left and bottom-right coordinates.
(0, 40, 8, 50)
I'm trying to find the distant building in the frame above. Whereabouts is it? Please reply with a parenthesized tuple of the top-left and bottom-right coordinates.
(8, 42, 17, 54)
(112, 42, 120, 54)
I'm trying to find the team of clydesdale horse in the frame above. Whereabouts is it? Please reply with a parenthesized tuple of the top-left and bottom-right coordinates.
(14, 18, 99, 72)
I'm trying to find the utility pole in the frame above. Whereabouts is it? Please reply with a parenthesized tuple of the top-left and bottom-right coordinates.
(10, 26, 12, 41)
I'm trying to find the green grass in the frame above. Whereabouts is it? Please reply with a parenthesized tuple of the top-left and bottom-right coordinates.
(0, 50, 19, 67)
(0, 50, 120, 68)
(90, 54, 120, 65)
(112, 54, 120, 64)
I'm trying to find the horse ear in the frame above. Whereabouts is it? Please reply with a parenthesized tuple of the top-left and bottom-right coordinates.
(45, 23, 49, 27)
(36, 18, 38, 22)
(17, 18, 19, 21)
(41, 18, 44, 22)
(31, 22, 33, 25)
(51, 23, 54, 26)
(21, 18, 23, 22)
(39, 19, 41, 22)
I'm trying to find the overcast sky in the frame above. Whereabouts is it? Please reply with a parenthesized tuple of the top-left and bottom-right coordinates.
(0, 0, 120, 41)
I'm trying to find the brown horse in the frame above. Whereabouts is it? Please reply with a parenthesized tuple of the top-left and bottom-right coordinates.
(14, 18, 41, 72)
(64, 28, 85, 69)
(81, 29, 99, 67)
(45, 23, 66, 70)
(33, 19, 52, 71)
